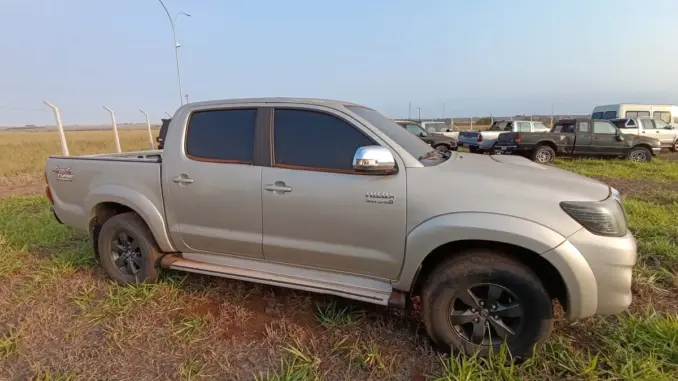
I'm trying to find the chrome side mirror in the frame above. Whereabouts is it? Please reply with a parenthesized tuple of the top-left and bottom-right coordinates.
(352, 146, 396, 174)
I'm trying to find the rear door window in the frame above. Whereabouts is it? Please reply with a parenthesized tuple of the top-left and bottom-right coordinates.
(577, 122, 590, 133)
(517, 122, 531, 132)
(185, 108, 257, 163)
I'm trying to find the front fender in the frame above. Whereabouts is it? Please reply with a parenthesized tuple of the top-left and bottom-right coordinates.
(392, 212, 567, 291)
(85, 185, 176, 252)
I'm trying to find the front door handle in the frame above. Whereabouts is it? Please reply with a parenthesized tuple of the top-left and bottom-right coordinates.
(172, 174, 194, 184)
(264, 181, 292, 193)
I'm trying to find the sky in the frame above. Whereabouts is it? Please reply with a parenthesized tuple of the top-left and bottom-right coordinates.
(1, 0, 677, 126)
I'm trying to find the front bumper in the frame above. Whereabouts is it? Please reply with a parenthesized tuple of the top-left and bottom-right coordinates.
(542, 228, 636, 319)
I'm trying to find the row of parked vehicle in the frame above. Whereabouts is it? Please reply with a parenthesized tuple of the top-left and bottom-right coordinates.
(403, 105, 678, 164)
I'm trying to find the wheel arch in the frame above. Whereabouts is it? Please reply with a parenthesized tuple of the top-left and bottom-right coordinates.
(85, 185, 176, 254)
(395, 213, 570, 311)
(535, 140, 558, 151)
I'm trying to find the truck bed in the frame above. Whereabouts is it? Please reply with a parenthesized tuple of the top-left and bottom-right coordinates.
(46, 150, 165, 232)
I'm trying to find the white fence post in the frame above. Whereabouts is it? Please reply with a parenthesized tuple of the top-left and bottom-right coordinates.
(139, 109, 155, 150)
(43, 101, 69, 156)
(103, 106, 121, 153)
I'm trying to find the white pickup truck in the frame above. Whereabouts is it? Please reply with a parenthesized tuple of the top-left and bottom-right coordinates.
(45, 97, 636, 358)
(458, 120, 550, 153)
(611, 117, 678, 151)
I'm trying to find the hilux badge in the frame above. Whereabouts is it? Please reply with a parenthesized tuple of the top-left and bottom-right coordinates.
(365, 192, 395, 204)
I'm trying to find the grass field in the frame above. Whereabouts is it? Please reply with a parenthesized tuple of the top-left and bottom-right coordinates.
(0, 130, 677, 380)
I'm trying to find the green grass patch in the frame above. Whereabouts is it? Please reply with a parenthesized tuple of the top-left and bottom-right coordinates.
(172, 316, 210, 343)
(254, 340, 321, 381)
(624, 195, 678, 275)
(315, 301, 362, 329)
(553, 157, 678, 180)
(76, 283, 161, 323)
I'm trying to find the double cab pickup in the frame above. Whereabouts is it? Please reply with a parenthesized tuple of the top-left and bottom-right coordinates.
(458, 120, 550, 154)
(45, 98, 636, 358)
(495, 118, 661, 163)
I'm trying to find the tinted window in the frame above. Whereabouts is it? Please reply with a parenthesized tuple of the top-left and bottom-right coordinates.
(591, 112, 603, 119)
(612, 119, 635, 129)
(489, 121, 509, 131)
(626, 111, 650, 118)
(273, 109, 374, 171)
(602, 111, 618, 119)
(654, 111, 671, 124)
(517, 122, 531, 132)
(552, 123, 575, 133)
(578, 122, 590, 133)
(186, 109, 256, 162)
(593, 121, 617, 134)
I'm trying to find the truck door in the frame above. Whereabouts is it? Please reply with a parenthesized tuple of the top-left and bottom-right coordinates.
(572, 121, 593, 155)
(260, 107, 407, 280)
(651, 118, 675, 148)
(161, 106, 265, 259)
(591, 120, 625, 156)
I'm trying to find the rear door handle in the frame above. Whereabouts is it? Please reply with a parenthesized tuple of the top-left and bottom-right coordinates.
(264, 181, 292, 193)
(172, 174, 194, 184)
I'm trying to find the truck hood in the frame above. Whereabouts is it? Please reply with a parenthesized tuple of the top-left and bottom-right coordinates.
(406, 152, 611, 236)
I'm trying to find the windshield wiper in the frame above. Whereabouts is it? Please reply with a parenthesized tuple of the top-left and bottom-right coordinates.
(418, 150, 441, 160)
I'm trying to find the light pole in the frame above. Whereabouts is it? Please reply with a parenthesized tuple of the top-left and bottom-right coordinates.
(158, 0, 191, 106)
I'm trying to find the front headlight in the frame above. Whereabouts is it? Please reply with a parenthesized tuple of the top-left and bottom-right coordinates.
(560, 191, 627, 237)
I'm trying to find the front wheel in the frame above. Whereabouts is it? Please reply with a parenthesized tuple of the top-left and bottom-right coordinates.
(531, 145, 555, 163)
(421, 251, 554, 358)
(627, 147, 652, 162)
(97, 213, 162, 285)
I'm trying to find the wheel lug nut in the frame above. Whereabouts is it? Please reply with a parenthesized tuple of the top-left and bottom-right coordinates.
(473, 318, 479, 323)
(491, 305, 496, 310)
(493, 316, 498, 320)
(471, 308, 476, 313)
(480, 301, 484, 306)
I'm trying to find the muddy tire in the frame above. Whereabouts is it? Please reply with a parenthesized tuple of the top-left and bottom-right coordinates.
(434, 144, 450, 154)
(627, 146, 652, 162)
(421, 251, 554, 358)
(531, 145, 555, 163)
(671, 139, 677, 152)
(97, 213, 162, 285)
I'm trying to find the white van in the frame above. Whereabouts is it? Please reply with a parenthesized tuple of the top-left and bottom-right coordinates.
(592, 104, 678, 126)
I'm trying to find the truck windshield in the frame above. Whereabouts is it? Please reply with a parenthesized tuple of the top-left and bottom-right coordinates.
(346, 106, 434, 160)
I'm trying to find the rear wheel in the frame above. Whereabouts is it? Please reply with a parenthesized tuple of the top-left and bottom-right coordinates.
(671, 139, 677, 152)
(97, 213, 162, 285)
(531, 145, 555, 163)
(422, 251, 553, 358)
(627, 146, 652, 162)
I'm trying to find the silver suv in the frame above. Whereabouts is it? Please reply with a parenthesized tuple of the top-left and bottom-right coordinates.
(45, 98, 636, 358)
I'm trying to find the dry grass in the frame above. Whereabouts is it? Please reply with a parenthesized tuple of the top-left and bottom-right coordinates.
(0, 129, 156, 179)
(0, 130, 677, 380)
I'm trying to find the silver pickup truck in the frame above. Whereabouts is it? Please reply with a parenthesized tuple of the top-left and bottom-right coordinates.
(45, 97, 636, 358)
(458, 120, 550, 153)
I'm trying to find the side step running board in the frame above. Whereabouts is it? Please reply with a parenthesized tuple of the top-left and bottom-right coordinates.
(161, 253, 404, 307)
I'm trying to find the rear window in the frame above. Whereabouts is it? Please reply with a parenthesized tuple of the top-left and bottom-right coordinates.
(157, 118, 171, 149)
(552, 123, 576, 133)
(591, 112, 603, 119)
(489, 121, 512, 131)
(612, 119, 636, 128)
(185, 108, 257, 163)
(602, 111, 617, 119)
